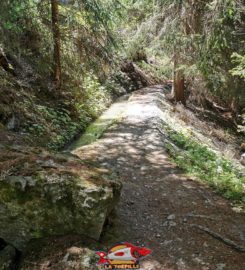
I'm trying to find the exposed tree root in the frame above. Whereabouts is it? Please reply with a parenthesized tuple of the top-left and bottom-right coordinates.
(190, 224, 245, 253)
(186, 214, 218, 221)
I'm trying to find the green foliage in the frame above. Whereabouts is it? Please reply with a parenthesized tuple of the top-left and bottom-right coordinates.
(70, 117, 119, 149)
(0, 0, 125, 151)
(78, 73, 112, 119)
(1, 0, 39, 32)
(120, 0, 154, 24)
(0, 0, 51, 58)
(0, 0, 122, 83)
(120, 0, 245, 108)
(138, 58, 172, 81)
(22, 105, 90, 150)
(20, 71, 124, 150)
(166, 129, 245, 203)
(195, 0, 244, 104)
(107, 67, 140, 93)
(230, 53, 245, 79)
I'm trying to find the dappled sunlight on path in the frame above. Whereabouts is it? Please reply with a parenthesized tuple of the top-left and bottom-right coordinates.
(72, 86, 245, 270)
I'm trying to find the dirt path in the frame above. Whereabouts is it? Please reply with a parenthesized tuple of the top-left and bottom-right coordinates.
(73, 86, 245, 270)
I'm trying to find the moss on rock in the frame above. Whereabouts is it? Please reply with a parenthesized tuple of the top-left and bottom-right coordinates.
(0, 147, 121, 250)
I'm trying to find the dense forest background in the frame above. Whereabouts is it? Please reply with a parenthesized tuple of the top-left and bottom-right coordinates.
(0, 0, 244, 150)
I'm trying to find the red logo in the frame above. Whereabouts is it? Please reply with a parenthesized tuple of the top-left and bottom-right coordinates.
(96, 242, 151, 269)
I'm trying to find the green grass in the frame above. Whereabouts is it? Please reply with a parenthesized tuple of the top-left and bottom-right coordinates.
(165, 128, 245, 204)
(69, 117, 119, 150)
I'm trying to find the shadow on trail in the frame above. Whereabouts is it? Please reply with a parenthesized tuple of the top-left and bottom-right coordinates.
(73, 87, 245, 270)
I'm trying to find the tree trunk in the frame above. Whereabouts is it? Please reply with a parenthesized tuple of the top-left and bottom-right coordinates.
(174, 71, 185, 104)
(121, 60, 156, 89)
(172, 0, 198, 105)
(172, 2, 186, 105)
(173, 54, 185, 105)
(51, 0, 61, 91)
(173, 40, 186, 105)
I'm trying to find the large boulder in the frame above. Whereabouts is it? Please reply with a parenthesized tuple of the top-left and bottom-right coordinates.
(0, 147, 121, 250)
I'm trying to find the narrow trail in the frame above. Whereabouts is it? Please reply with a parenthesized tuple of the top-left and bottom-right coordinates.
(73, 86, 245, 270)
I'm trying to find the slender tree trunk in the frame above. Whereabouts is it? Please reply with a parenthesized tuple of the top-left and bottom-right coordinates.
(173, 0, 197, 105)
(51, 0, 61, 91)
(174, 71, 185, 104)
(173, 53, 185, 105)
(172, 3, 186, 105)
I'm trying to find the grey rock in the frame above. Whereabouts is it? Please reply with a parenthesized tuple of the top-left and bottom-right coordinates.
(169, 221, 177, 227)
(167, 214, 176, 220)
(163, 220, 177, 228)
(163, 221, 169, 227)
(41, 159, 60, 169)
(140, 166, 148, 171)
(0, 150, 121, 250)
(162, 240, 173, 246)
(7, 176, 35, 191)
(216, 263, 226, 270)
(58, 247, 98, 270)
